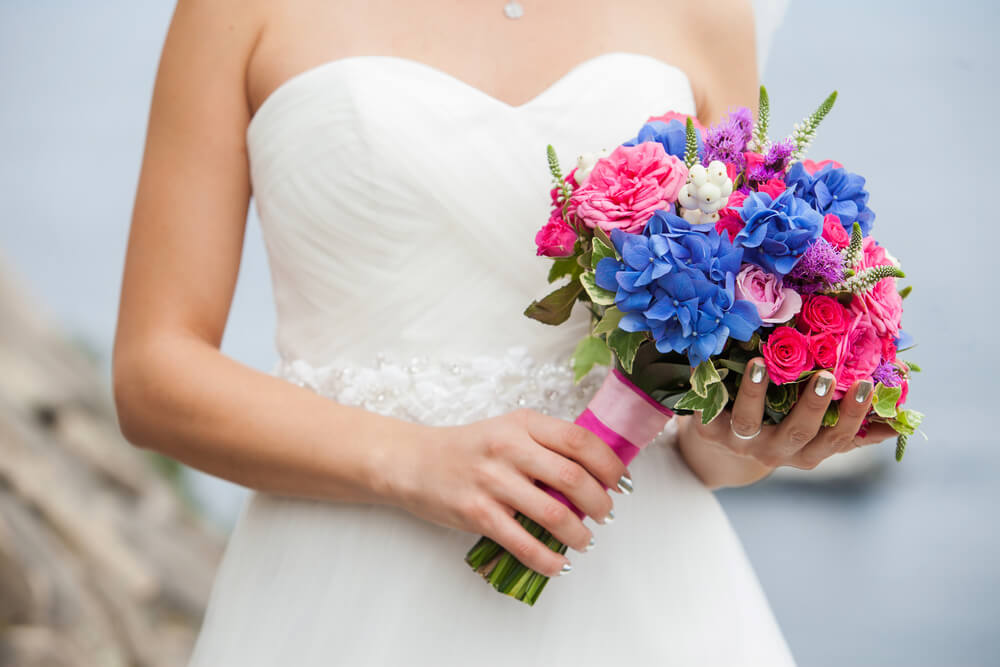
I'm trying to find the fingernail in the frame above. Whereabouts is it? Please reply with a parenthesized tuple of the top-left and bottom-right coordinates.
(814, 373, 833, 398)
(584, 536, 596, 552)
(750, 360, 767, 384)
(616, 475, 633, 495)
(559, 562, 573, 576)
(855, 380, 873, 403)
(603, 509, 615, 524)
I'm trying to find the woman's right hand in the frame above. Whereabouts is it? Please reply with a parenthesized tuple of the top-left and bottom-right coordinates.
(382, 408, 630, 577)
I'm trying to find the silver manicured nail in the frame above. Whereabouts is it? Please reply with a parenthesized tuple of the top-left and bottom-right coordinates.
(855, 380, 874, 403)
(815, 374, 833, 397)
(616, 475, 633, 495)
(750, 361, 767, 384)
(559, 562, 573, 576)
(604, 509, 615, 524)
(584, 536, 596, 552)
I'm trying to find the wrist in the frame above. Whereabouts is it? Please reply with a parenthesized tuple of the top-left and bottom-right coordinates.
(363, 417, 437, 508)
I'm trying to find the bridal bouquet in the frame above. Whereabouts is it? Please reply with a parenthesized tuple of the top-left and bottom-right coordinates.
(465, 87, 924, 605)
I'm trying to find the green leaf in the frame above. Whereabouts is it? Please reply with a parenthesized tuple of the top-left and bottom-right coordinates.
(888, 409, 924, 436)
(633, 362, 692, 394)
(580, 272, 616, 306)
(547, 257, 582, 284)
(691, 360, 722, 398)
(872, 384, 902, 419)
(765, 382, 799, 414)
(591, 236, 616, 269)
(592, 225, 614, 254)
(901, 359, 921, 373)
(822, 401, 840, 427)
(592, 306, 625, 335)
(523, 281, 582, 326)
(898, 285, 912, 299)
(717, 359, 747, 375)
(607, 329, 647, 374)
(738, 332, 761, 352)
(571, 336, 612, 383)
(676, 383, 729, 424)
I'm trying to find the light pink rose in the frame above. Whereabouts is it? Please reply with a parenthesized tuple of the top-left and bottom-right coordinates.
(645, 111, 706, 131)
(757, 178, 787, 200)
(715, 190, 747, 241)
(832, 313, 882, 399)
(534, 217, 577, 258)
(802, 159, 844, 175)
(569, 143, 688, 234)
(821, 214, 850, 250)
(797, 294, 850, 335)
(735, 264, 802, 324)
(762, 326, 814, 384)
(849, 237, 903, 338)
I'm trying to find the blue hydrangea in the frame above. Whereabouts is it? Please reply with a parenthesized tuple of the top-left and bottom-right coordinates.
(735, 188, 824, 277)
(594, 212, 761, 367)
(623, 118, 703, 161)
(785, 161, 875, 236)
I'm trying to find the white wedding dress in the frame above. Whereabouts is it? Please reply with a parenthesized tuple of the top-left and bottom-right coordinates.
(188, 21, 795, 667)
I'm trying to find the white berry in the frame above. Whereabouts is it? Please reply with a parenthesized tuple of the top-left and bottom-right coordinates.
(678, 160, 734, 217)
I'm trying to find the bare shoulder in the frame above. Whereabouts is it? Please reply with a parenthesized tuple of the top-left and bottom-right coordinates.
(674, 0, 759, 125)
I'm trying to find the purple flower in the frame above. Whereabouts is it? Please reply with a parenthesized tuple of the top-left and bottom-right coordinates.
(786, 238, 845, 293)
(703, 108, 753, 170)
(872, 360, 903, 387)
(747, 138, 796, 182)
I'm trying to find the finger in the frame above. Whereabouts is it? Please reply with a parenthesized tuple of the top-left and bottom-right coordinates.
(767, 371, 835, 462)
(522, 410, 629, 493)
(494, 476, 594, 553)
(483, 505, 570, 577)
(855, 422, 898, 447)
(825, 379, 875, 452)
(513, 442, 614, 525)
(727, 357, 770, 453)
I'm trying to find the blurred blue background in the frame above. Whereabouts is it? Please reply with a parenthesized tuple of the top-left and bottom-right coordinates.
(0, 1, 996, 665)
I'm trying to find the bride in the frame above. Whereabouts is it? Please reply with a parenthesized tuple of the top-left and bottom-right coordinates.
(114, 0, 896, 664)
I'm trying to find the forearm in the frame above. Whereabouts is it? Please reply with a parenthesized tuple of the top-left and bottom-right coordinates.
(113, 334, 421, 505)
(674, 415, 774, 489)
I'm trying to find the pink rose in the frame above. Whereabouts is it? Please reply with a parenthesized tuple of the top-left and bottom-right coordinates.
(808, 332, 840, 368)
(797, 295, 850, 335)
(534, 217, 577, 258)
(715, 190, 747, 241)
(569, 143, 688, 234)
(897, 378, 909, 407)
(744, 151, 764, 173)
(734, 264, 802, 324)
(821, 214, 850, 250)
(802, 159, 844, 175)
(849, 237, 903, 338)
(645, 111, 706, 131)
(762, 326, 814, 384)
(832, 313, 882, 399)
(757, 178, 788, 200)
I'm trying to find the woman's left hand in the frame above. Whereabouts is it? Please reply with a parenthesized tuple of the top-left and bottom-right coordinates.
(675, 357, 899, 489)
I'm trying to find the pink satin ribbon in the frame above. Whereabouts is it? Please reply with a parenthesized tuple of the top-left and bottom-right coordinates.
(540, 369, 674, 519)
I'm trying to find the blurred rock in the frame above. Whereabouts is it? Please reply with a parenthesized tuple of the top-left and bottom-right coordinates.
(0, 263, 223, 667)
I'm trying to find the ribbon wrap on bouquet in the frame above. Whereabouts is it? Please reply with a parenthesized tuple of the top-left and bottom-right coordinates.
(540, 368, 675, 518)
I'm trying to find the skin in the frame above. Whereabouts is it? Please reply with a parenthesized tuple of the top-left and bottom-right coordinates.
(114, 0, 891, 579)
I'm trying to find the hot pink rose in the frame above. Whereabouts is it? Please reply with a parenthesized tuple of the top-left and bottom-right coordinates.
(897, 378, 909, 407)
(569, 142, 688, 234)
(757, 178, 788, 200)
(762, 326, 814, 385)
(735, 264, 802, 324)
(808, 332, 840, 368)
(534, 217, 577, 257)
(802, 159, 844, 175)
(821, 214, 850, 250)
(797, 295, 850, 335)
(715, 190, 747, 241)
(849, 237, 903, 338)
(744, 151, 764, 173)
(832, 313, 882, 399)
(645, 111, 706, 131)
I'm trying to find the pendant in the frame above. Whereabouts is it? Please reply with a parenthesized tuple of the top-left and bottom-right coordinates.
(503, 1, 524, 19)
